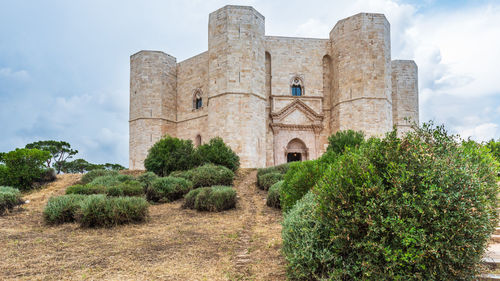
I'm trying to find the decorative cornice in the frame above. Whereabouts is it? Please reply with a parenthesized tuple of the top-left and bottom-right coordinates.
(271, 99, 324, 122)
(129, 117, 176, 123)
(177, 114, 208, 123)
(129, 114, 208, 124)
(270, 123, 323, 132)
(208, 92, 266, 101)
(332, 97, 391, 109)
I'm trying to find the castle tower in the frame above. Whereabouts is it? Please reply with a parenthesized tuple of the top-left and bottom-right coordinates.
(330, 13, 393, 136)
(129, 51, 177, 170)
(391, 60, 419, 133)
(207, 6, 267, 168)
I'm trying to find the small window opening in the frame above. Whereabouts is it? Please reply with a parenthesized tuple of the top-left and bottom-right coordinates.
(193, 90, 203, 110)
(291, 77, 303, 96)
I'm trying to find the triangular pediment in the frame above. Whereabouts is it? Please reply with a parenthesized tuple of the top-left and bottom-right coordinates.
(271, 99, 323, 124)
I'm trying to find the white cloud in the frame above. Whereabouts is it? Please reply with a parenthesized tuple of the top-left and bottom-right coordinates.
(457, 122, 499, 141)
(0, 67, 29, 79)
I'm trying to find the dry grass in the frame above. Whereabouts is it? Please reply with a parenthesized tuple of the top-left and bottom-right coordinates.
(0, 170, 286, 280)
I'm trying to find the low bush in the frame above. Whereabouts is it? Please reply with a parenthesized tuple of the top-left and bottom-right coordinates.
(280, 160, 325, 213)
(169, 170, 194, 181)
(144, 135, 197, 176)
(39, 168, 57, 183)
(66, 184, 106, 195)
(257, 172, 283, 191)
(256, 163, 290, 179)
(195, 137, 240, 171)
(183, 188, 203, 209)
(0, 148, 52, 190)
(266, 180, 283, 209)
(281, 192, 334, 280)
(76, 195, 149, 227)
(86, 174, 134, 187)
(0, 165, 7, 185)
(0, 186, 23, 215)
(116, 180, 143, 196)
(80, 169, 119, 185)
(184, 186, 236, 212)
(137, 172, 158, 192)
(146, 176, 193, 203)
(43, 194, 87, 224)
(283, 123, 499, 279)
(66, 180, 143, 197)
(326, 129, 365, 154)
(190, 164, 234, 188)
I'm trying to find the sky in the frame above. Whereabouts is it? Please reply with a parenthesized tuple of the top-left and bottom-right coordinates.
(0, 0, 499, 167)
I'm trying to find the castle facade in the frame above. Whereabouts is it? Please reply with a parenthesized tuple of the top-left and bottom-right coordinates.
(129, 5, 418, 169)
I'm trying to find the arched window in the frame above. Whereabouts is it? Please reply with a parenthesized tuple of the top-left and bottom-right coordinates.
(195, 134, 202, 147)
(193, 89, 203, 110)
(291, 77, 303, 96)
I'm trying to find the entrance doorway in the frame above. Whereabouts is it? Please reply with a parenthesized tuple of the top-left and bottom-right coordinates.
(287, 152, 302, 162)
(285, 138, 307, 163)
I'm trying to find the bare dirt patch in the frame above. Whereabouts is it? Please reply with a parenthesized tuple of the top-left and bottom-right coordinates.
(0, 170, 285, 280)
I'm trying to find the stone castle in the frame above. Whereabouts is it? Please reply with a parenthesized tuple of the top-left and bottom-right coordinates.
(129, 5, 418, 169)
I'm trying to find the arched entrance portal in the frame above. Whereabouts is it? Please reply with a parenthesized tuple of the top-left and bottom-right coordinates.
(285, 138, 308, 163)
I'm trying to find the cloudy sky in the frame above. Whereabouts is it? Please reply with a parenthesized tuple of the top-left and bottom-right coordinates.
(1, 0, 499, 167)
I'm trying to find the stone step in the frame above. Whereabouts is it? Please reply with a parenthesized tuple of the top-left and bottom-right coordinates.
(495, 228, 500, 235)
(478, 274, 500, 281)
(483, 257, 500, 270)
(492, 235, 500, 243)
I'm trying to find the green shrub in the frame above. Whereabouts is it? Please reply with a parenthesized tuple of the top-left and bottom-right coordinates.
(0, 148, 51, 190)
(280, 160, 326, 213)
(43, 194, 87, 224)
(80, 169, 119, 185)
(256, 163, 290, 179)
(184, 186, 236, 212)
(326, 129, 365, 155)
(190, 164, 234, 188)
(66, 184, 106, 195)
(0, 186, 23, 215)
(266, 180, 283, 209)
(485, 138, 500, 163)
(0, 165, 7, 184)
(282, 192, 334, 280)
(86, 174, 134, 187)
(137, 172, 158, 192)
(106, 185, 123, 197)
(144, 135, 197, 176)
(183, 188, 203, 209)
(146, 176, 193, 203)
(66, 180, 143, 197)
(294, 123, 500, 279)
(116, 180, 143, 196)
(169, 170, 194, 181)
(257, 172, 283, 191)
(76, 195, 149, 227)
(195, 137, 240, 171)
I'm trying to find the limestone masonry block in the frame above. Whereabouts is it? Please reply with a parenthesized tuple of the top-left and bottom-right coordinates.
(129, 6, 419, 169)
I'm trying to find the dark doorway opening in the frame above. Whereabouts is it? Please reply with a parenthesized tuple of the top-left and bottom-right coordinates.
(287, 152, 302, 163)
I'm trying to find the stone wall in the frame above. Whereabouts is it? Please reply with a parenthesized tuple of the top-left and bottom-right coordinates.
(176, 51, 209, 143)
(207, 6, 267, 168)
(391, 60, 419, 134)
(129, 6, 419, 169)
(265, 36, 331, 162)
(129, 51, 177, 170)
(330, 13, 393, 137)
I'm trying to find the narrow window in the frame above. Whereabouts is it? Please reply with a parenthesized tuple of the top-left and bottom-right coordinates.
(292, 85, 301, 96)
(291, 77, 303, 96)
(195, 135, 202, 147)
(193, 89, 203, 110)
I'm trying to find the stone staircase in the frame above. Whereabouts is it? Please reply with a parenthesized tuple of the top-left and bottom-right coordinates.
(481, 225, 500, 280)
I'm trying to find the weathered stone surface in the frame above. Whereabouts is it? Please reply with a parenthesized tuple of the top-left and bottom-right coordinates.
(129, 5, 419, 169)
